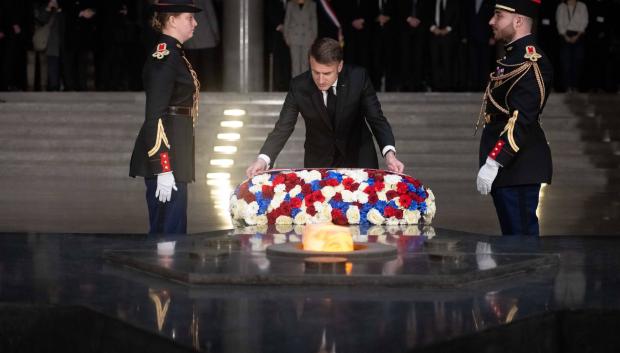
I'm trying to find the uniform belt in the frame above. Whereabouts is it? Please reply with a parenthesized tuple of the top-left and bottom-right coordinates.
(484, 113, 509, 124)
(167, 106, 192, 117)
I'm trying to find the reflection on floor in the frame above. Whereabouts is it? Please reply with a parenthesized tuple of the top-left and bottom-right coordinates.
(1, 92, 619, 235)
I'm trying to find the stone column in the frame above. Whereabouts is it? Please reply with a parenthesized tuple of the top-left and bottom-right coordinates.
(222, 0, 264, 92)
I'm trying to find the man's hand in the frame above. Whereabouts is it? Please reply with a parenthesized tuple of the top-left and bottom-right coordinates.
(352, 18, 365, 30)
(276, 24, 283, 32)
(246, 158, 268, 179)
(377, 15, 390, 26)
(156, 172, 178, 203)
(476, 157, 501, 195)
(406, 16, 420, 28)
(385, 151, 404, 174)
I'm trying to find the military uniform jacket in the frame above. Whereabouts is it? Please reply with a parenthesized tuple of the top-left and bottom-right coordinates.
(130, 34, 199, 183)
(478, 34, 553, 188)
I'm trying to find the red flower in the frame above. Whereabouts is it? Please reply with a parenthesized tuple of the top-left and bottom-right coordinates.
(320, 169, 329, 179)
(394, 209, 403, 219)
(290, 197, 302, 209)
(331, 208, 347, 225)
(374, 182, 385, 192)
(273, 174, 286, 185)
(280, 202, 292, 215)
(364, 185, 375, 193)
(302, 183, 313, 195)
(326, 178, 339, 187)
(405, 176, 421, 188)
(342, 177, 355, 190)
(312, 190, 325, 203)
(262, 185, 274, 199)
(332, 192, 343, 202)
(397, 182, 409, 195)
(399, 194, 412, 209)
(368, 192, 379, 204)
(350, 182, 360, 191)
(306, 205, 317, 216)
(285, 173, 298, 182)
(386, 190, 398, 200)
(384, 206, 397, 218)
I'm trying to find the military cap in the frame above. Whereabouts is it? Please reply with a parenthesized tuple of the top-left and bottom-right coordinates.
(495, 0, 540, 18)
(153, 0, 202, 13)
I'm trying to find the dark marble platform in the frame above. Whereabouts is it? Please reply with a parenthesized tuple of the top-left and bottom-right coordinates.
(2, 228, 620, 352)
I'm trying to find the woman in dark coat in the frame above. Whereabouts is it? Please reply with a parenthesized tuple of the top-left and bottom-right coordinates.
(129, 0, 202, 234)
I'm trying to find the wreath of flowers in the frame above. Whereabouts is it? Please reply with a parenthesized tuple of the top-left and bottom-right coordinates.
(230, 168, 435, 226)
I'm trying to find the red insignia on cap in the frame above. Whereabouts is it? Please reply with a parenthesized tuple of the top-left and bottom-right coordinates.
(152, 43, 170, 60)
(157, 43, 167, 52)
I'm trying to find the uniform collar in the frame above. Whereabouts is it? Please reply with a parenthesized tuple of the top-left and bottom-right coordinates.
(160, 33, 184, 50)
(504, 33, 534, 54)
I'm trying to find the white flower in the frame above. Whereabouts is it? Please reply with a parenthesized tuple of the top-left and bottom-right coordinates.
(354, 191, 369, 204)
(404, 209, 421, 224)
(251, 173, 271, 185)
(244, 215, 257, 225)
(346, 205, 360, 224)
(426, 188, 435, 201)
(293, 225, 304, 236)
(299, 170, 322, 183)
(384, 174, 402, 185)
(289, 185, 302, 198)
(242, 201, 259, 219)
(377, 191, 387, 201)
(345, 169, 368, 183)
(334, 184, 345, 193)
(358, 182, 369, 192)
(367, 208, 385, 225)
(255, 215, 268, 225)
(274, 184, 286, 193)
(294, 212, 309, 225)
(249, 184, 262, 194)
(275, 215, 293, 225)
(313, 204, 332, 223)
(313, 201, 325, 212)
(321, 186, 336, 200)
(385, 217, 400, 226)
(341, 190, 356, 202)
(269, 193, 286, 210)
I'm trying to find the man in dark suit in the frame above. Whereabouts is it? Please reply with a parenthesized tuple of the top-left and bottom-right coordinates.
(464, 0, 495, 91)
(341, 0, 372, 72)
(428, 0, 459, 91)
(246, 38, 404, 178)
(476, 0, 553, 235)
(396, 0, 431, 91)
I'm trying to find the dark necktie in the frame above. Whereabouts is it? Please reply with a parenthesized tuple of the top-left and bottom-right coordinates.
(411, 0, 417, 17)
(326, 87, 336, 127)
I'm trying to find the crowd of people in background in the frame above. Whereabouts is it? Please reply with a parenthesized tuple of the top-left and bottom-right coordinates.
(0, 0, 221, 92)
(267, 0, 620, 93)
(1, 0, 620, 93)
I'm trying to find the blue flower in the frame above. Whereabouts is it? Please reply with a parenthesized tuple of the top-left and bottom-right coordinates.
(284, 194, 291, 202)
(409, 201, 419, 211)
(374, 200, 387, 213)
(310, 180, 321, 191)
(329, 200, 348, 213)
(326, 171, 343, 182)
(419, 202, 427, 213)
(291, 208, 301, 218)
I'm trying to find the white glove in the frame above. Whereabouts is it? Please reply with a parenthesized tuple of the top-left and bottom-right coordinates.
(155, 172, 178, 203)
(476, 157, 501, 195)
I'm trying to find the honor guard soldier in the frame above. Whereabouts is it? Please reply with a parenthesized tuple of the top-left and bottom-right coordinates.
(475, 0, 553, 236)
(129, 0, 201, 234)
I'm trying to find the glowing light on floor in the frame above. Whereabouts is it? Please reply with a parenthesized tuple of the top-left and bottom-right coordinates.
(217, 133, 240, 141)
(210, 159, 234, 167)
(220, 120, 244, 128)
(213, 145, 237, 154)
(206, 172, 231, 180)
(223, 109, 246, 116)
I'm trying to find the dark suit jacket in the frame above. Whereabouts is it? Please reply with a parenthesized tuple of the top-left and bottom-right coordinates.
(260, 65, 396, 168)
(463, 0, 493, 44)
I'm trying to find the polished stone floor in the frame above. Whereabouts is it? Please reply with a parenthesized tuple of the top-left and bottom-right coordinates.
(1, 92, 619, 235)
(1, 228, 619, 352)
